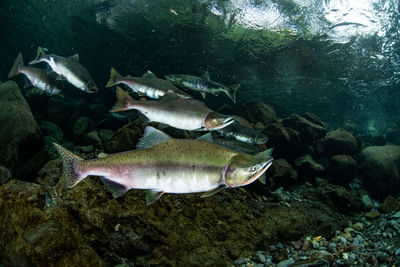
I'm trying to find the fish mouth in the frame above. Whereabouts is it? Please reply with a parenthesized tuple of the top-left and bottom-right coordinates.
(212, 116, 236, 130)
(243, 159, 273, 186)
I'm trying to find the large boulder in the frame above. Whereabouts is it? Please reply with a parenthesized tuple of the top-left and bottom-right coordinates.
(0, 81, 47, 178)
(358, 145, 400, 200)
(328, 155, 357, 186)
(322, 128, 358, 155)
(243, 102, 277, 125)
(281, 113, 327, 145)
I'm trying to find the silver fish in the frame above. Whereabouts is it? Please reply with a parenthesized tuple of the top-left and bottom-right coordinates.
(29, 47, 98, 93)
(216, 121, 268, 144)
(111, 87, 235, 131)
(165, 71, 240, 103)
(8, 53, 62, 95)
(54, 126, 273, 205)
(107, 68, 191, 99)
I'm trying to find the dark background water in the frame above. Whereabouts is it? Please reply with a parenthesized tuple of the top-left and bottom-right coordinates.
(0, 0, 399, 134)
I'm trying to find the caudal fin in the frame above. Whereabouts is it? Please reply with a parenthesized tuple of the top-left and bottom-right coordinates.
(29, 47, 48, 65)
(53, 143, 85, 188)
(224, 84, 240, 103)
(110, 86, 135, 112)
(106, 67, 122, 88)
(8, 53, 24, 78)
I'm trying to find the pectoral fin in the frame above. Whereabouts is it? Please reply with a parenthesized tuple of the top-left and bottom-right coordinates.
(146, 190, 164, 205)
(100, 177, 129, 198)
(200, 92, 206, 99)
(68, 54, 79, 62)
(201, 71, 210, 81)
(201, 185, 226, 198)
(258, 173, 266, 184)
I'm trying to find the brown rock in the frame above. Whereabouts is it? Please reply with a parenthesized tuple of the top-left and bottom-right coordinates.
(328, 155, 357, 185)
(268, 158, 298, 188)
(0, 81, 47, 179)
(365, 210, 381, 220)
(105, 120, 143, 153)
(244, 101, 276, 125)
(381, 195, 400, 213)
(301, 240, 311, 251)
(281, 114, 327, 145)
(323, 128, 358, 155)
(294, 154, 325, 180)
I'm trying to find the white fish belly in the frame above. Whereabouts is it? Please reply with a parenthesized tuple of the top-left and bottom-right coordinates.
(136, 167, 221, 193)
(145, 111, 203, 130)
(52, 63, 86, 90)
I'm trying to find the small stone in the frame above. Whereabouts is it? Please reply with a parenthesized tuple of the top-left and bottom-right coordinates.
(382, 232, 387, 237)
(344, 227, 354, 233)
(381, 195, 400, 213)
(393, 211, 400, 218)
(294, 241, 302, 250)
(342, 252, 348, 260)
(376, 252, 387, 263)
(114, 224, 120, 232)
(365, 210, 381, 220)
(338, 236, 347, 243)
(395, 248, 400, 256)
(0, 166, 12, 185)
(352, 222, 363, 231)
(312, 240, 320, 249)
(301, 240, 311, 251)
(258, 254, 266, 263)
(388, 232, 393, 239)
(342, 232, 353, 241)
(361, 194, 373, 209)
(276, 258, 295, 267)
(314, 250, 334, 263)
(367, 255, 377, 264)
(75, 145, 94, 153)
(328, 242, 337, 252)
(234, 257, 250, 265)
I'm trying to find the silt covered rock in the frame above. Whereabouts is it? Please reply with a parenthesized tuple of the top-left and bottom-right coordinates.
(243, 101, 277, 125)
(294, 154, 325, 181)
(323, 128, 358, 155)
(358, 145, 400, 200)
(328, 155, 357, 186)
(105, 120, 143, 153)
(0, 81, 47, 178)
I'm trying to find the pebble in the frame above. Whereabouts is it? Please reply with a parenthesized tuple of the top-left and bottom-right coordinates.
(353, 222, 363, 231)
(258, 254, 266, 263)
(344, 227, 354, 233)
(395, 248, 400, 256)
(365, 210, 381, 220)
(277, 258, 295, 267)
(311, 240, 319, 249)
(301, 240, 311, 251)
(234, 257, 250, 265)
(361, 194, 373, 208)
(338, 236, 347, 243)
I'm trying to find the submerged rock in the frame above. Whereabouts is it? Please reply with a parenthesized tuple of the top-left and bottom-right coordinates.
(40, 121, 64, 142)
(105, 120, 143, 153)
(380, 195, 400, 213)
(323, 128, 358, 155)
(281, 113, 327, 145)
(294, 154, 325, 180)
(243, 102, 277, 125)
(0, 166, 12, 185)
(358, 145, 400, 200)
(328, 155, 357, 185)
(268, 158, 298, 188)
(73, 116, 94, 137)
(0, 81, 47, 178)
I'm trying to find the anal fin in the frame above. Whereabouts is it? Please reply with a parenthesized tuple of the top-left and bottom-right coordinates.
(201, 185, 226, 198)
(100, 177, 129, 198)
(146, 190, 164, 205)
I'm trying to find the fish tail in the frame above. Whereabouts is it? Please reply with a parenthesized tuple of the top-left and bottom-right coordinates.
(106, 67, 121, 88)
(225, 84, 240, 103)
(8, 53, 24, 78)
(110, 86, 136, 112)
(53, 143, 85, 188)
(29, 47, 47, 65)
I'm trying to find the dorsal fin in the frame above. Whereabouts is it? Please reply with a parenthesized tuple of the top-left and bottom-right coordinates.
(201, 71, 210, 81)
(68, 54, 79, 62)
(142, 70, 156, 79)
(255, 148, 274, 160)
(136, 126, 171, 149)
(197, 133, 214, 143)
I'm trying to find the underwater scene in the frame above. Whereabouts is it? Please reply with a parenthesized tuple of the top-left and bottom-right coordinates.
(0, 0, 400, 266)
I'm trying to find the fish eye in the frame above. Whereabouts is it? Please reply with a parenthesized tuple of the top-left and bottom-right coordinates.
(251, 165, 257, 171)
